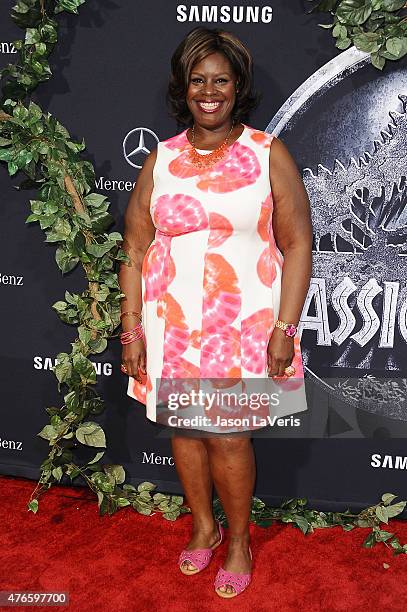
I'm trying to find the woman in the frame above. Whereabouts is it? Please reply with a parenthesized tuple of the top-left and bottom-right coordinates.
(119, 27, 312, 598)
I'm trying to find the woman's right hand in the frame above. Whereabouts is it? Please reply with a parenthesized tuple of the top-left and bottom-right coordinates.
(122, 339, 146, 383)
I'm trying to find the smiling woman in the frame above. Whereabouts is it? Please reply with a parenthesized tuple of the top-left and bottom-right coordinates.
(119, 25, 313, 599)
(166, 26, 260, 129)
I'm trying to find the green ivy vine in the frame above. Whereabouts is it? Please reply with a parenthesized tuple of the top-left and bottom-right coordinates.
(0, 0, 406, 554)
(307, 0, 407, 69)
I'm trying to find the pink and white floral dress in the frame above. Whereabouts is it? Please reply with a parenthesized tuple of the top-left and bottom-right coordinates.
(127, 123, 307, 430)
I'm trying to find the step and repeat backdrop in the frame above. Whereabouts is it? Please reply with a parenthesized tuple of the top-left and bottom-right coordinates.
(1, 1, 407, 512)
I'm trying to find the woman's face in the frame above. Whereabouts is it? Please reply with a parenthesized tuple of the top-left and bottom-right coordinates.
(186, 51, 238, 129)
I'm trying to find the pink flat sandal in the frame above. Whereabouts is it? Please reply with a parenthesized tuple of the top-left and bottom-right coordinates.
(178, 521, 224, 575)
(214, 546, 252, 598)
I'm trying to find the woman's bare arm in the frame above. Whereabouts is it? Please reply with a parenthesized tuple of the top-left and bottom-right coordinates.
(118, 148, 157, 380)
(270, 137, 313, 324)
(267, 137, 313, 376)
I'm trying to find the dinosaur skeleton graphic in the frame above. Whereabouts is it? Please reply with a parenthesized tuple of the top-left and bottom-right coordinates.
(303, 94, 407, 285)
(301, 94, 407, 424)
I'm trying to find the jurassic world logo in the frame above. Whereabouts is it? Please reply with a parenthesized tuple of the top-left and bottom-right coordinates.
(266, 46, 407, 428)
(302, 93, 407, 423)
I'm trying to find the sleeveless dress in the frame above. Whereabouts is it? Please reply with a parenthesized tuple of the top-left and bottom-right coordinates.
(127, 123, 308, 432)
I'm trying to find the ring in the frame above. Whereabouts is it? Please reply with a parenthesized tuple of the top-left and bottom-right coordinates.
(120, 363, 128, 373)
(284, 365, 296, 377)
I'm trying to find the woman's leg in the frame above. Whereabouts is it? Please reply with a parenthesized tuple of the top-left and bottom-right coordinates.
(171, 433, 222, 572)
(204, 434, 255, 595)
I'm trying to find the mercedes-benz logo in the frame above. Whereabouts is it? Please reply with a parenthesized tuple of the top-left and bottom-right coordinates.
(123, 127, 160, 169)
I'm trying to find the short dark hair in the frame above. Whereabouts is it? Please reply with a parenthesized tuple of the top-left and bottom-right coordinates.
(166, 27, 261, 128)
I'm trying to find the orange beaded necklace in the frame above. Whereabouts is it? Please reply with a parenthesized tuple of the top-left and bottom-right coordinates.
(188, 122, 235, 168)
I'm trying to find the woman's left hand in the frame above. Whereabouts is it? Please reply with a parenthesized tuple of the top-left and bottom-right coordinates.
(266, 330, 295, 377)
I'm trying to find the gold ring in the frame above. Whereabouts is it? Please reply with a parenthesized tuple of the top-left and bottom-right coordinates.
(284, 365, 296, 377)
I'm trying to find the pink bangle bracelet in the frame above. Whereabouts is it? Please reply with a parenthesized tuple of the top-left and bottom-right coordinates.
(120, 324, 144, 345)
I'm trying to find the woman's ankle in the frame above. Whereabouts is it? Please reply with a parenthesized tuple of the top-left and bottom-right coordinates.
(191, 515, 217, 534)
(228, 532, 251, 548)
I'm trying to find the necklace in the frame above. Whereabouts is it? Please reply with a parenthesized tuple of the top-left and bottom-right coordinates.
(188, 122, 235, 168)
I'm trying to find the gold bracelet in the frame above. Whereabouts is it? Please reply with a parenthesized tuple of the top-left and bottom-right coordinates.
(120, 311, 142, 321)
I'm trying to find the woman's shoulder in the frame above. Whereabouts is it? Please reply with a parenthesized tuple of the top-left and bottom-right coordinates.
(243, 124, 276, 147)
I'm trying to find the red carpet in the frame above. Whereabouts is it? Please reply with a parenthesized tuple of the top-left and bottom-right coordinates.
(1, 475, 406, 611)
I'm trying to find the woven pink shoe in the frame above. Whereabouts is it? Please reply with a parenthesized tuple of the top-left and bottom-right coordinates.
(214, 546, 252, 598)
(178, 521, 224, 575)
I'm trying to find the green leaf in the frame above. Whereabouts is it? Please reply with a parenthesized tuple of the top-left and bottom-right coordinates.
(25, 28, 41, 45)
(371, 51, 386, 69)
(386, 501, 406, 518)
(96, 476, 115, 495)
(95, 285, 110, 302)
(104, 464, 126, 485)
(333, 23, 348, 38)
(52, 466, 63, 481)
(86, 241, 117, 258)
(293, 515, 310, 534)
(55, 0, 86, 15)
(380, 0, 405, 10)
(386, 37, 407, 59)
(108, 232, 123, 242)
(28, 499, 39, 513)
(353, 31, 381, 52)
(53, 354, 72, 383)
(85, 193, 108, 207)
(0, 149, 14, 162)
(382, 493, 397, 505)
(78, 325, 92, 345)
(90, 211, 114, 232)
(64, 292, 77, 306)
(76, 421, 106, 448)
(132, 500, 153, 516)
(137, 481, 157, 492)
(13, 105, 29, 121)
(88, 337, 108, 354)
(45, 218, 72, 242)
(363, 531, 377, 548)
(336, 0, 373, 26)
(171, 495, 184, 506)
(39, 23, 58, 44)
(38, 425, 58, 441)
(55, 246, 79, 273)
(52, 300, 68, 312)
(25, 213, 40, 224)
(375, 505, 388, 523)
(153, 493, 168, 503)
(39, 214, 57, 229)
(34, 42, 47, 55)
(72, 353, 97, 384)
(96, 490, 104, 508)
(336, 37, 352, 49)
(43, 200, 59, 214)
(88, 451, 105, 465)
(7, 161, 19, 176)
(375, 530, 394, 542)
(163, 511, 180, 521)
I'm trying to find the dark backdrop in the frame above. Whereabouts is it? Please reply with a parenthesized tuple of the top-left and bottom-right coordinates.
(1, 1, 406, 513)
